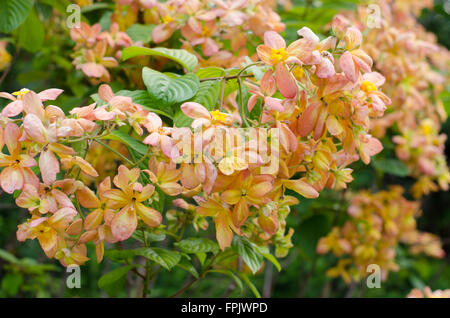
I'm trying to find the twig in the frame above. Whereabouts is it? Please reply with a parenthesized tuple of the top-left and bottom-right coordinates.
(199, 74, 253, 82)
(95, 140, 134, 166)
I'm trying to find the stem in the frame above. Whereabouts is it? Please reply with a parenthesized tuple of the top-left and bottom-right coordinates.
(199, 74, 253, 82)
(142, 229, 151, 298)
(169, 253, 219, 298)
(219, 76, 226, 111)
(297, 257, 317, 297)
(170, 278, 198, 298)
(238, 76, 250, 128)
(132, 147, 152, 168)
(95, 140, 134, 166)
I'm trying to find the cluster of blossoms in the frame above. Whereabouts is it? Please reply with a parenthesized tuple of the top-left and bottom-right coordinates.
(71, 22, 133, 83)
(336, 0, 450, 198)
(161, 23, 391, 252)
(71, 0, 284, 82)
(0, 41, 11, 71)
(408, 286, 450, 298)
(317, 186, 444, 284)
(0, 18, 390, 264)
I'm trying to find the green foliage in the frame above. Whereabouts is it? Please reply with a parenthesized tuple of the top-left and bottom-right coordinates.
(17, 7, 44, 53)
(98, 265, 136, 297)
(0, 0, 34, 33)
(371, 157, 410, 177)
(142, 67, 200, 107)
(103, 130, 148, 156)
(126, 24, 154, 44)
(232, 236, 264, 274)
(174, 238, 220, 254)
(122, 46, 199, 72)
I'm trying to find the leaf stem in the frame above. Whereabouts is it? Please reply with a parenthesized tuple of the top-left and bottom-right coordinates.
(94, 140, 134, 166)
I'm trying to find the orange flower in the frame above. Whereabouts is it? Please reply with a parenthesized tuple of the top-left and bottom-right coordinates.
(195, 194, 240, 250)
(0, 123, 38, 193)
(102, 165, 162, 240)
(221, 170, 274, 227)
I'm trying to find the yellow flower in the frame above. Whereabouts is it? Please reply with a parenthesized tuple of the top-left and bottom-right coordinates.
(270, 47, 288, 64)
(210, 110, 228, 123)
(12, 88, 30, 97)
(360, 80, 377, 93)
(162, 15, 174, 24)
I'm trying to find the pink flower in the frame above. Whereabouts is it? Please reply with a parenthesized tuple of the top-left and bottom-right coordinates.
(0, 123, 38, 193)
(0, 88, 63, 118)
(142, 112, 174, 158)
(339, 27, 373, 83)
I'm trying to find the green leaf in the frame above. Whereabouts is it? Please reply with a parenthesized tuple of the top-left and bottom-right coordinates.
(102, 130, 148, 156)
(254, 246, 282, 272)
(173, 110, 193, 128)
(224, 68, 240, 97)
(0, 0, 34, 33)
(122, 46, 198, 72)
(196, 67, 225, 79)
(131, 230, 166, 244)
(231, 236, 263, 274)
(176, 259, 199, 279)
(126, 24, 154, 44)
(139, 248, 181, 271)
(104, 249, 137, 263)
(191, 80, 221, 110)
(208, 269, 243, 294)
(196, 252, 207, 266)
(174, 238, 219, 254)
(115, 90, 174, 119)
(371, 158, 409, 177)
(0, 248, 19, 264)
(98, 265, 135, 297)
(142, 67, 200, 107)
(1, 273, 23, 296)
(17, 7, 44, 53)
(38, 0, 71, 14)
(80, 2, 114, 13)
(91, 89, 173, 119)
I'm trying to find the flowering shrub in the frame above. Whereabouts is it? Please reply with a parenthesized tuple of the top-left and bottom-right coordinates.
(317, 186, 444, 283)
(336, 0, 450, 198)
(0, 19, 389, 264)
(0, 0, 448, 298)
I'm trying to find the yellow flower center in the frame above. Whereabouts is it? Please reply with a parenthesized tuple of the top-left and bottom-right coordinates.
(421, 120, 433, 136)
(162, 14, 174, 24)
(201, 26, 212, 37)
(210, 110, 227, 123)
(292, 67, 304, 80)
(360, 80, 377, 94)
(12, 88, 30, 97)
(33, 222, 51, 235)
(270, 47, 288, 64)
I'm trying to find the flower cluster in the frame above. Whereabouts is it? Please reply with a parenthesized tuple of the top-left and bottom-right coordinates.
(71, 0, 285, 83)
(317, 186, 444, 284)
(71, 22, 133, 83)
(335, 0, 450, 198)
(407, 286, 450, 298)
(152, 24, 390, 252)
(0, 20, 390, 264)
